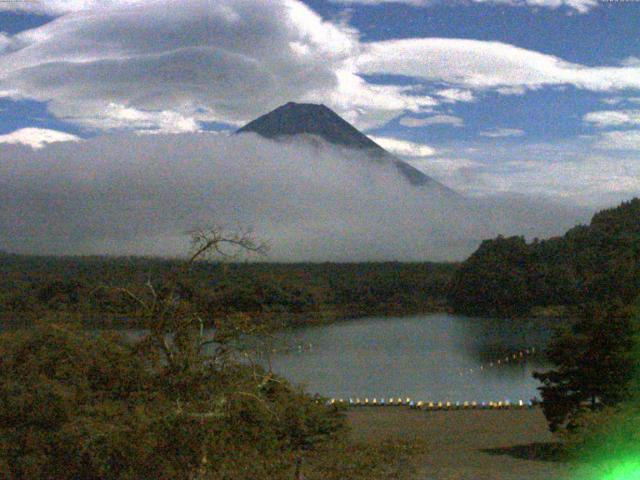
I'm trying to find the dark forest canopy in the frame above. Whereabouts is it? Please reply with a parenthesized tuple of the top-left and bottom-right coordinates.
(0, 257, 455, 327)
(448, 198, 640, 317)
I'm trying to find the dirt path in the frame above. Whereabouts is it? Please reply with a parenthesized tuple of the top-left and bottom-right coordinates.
(347, 408, 574, 480)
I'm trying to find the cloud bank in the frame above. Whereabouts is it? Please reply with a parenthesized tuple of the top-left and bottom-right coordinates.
(0, 133, 590, 261)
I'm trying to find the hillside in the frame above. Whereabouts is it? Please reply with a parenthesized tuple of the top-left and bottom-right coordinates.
(447, 198, 640, 317)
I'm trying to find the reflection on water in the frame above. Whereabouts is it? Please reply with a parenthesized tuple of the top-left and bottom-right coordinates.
(236, 314, 553, 402)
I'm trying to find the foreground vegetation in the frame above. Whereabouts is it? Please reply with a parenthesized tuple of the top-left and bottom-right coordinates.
(0, 231, 426, 479)
(0, 323, 427, 480)
(529, 301, 640, 478)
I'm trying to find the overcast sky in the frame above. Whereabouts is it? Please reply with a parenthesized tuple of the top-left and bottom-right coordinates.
(0, 0, 637, 259)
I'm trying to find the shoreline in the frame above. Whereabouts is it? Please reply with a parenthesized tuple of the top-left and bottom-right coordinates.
(347, 407, 572, 479)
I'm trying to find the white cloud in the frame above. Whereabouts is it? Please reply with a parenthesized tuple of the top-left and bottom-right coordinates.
(479, 128, 525, 137)
(601, 97, 640, 107)
(407, 156, 483, 176)
(435, 88, 475, 103)
(495, 86, 527, 96)
(621, 56, 640, 67)
(400, 114, 464, 127)
(74, 103, 201, 133)
(584, 110, 640, 128)
(486, 155, 640, 203)
(0, 0, 147, 15)
(595, 130, 640, 151)
(602, 97, 623, 105)
(0, 0, 437, 132)
(0, 128, 80, 149)
(0, 32, 13, 53)
(358, 38, 640, 93)
(369, 135, 436, 156)
(2, 1, 637, 134)
(331, 0, 599, 13)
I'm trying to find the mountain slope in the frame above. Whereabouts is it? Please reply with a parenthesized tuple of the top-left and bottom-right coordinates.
(237, 102, 447, 189)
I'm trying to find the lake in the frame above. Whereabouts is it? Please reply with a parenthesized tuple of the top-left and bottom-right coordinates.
(236, 313, 553, 404)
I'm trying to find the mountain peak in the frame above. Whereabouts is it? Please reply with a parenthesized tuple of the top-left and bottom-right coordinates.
(237, 102, 381, 151)
(237, 102, 453, 190)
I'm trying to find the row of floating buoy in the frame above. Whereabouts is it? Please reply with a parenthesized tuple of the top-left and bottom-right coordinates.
(326, 397, 537, 410)
(457, 347, 537, 377)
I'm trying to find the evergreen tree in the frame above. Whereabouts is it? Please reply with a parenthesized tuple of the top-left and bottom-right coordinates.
(534, 304, 637, 432)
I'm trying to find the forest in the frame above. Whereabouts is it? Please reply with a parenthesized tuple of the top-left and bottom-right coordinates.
(448, 198, 640, 318)
(0, 256, 454, 328)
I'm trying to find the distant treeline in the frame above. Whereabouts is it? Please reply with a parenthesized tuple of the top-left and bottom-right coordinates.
(448, 198, 640, 317)
(2, 198, 638, 326)
(0, 256, 455, 327)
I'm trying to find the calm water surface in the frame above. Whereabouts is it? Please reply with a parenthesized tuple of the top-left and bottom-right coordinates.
(237, 313, 553, 403)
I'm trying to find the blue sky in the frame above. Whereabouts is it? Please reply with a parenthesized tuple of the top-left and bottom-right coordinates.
(0, 0, 639, 206)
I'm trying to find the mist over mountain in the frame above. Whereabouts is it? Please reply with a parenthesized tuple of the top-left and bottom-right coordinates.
(237, 102, 450, 190)
(0, 130, 593, 261)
